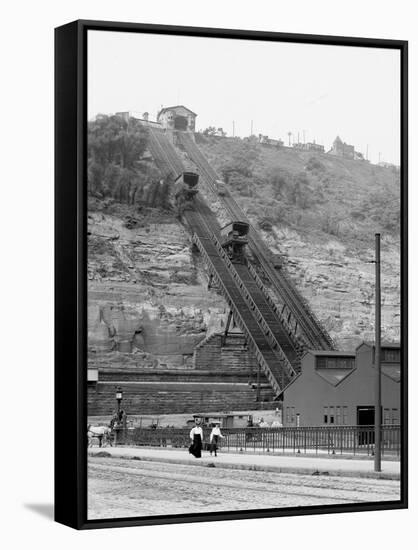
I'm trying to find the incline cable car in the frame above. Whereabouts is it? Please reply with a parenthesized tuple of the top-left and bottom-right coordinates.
(220, 221, 250, 263)
(173, 171, 199, 213)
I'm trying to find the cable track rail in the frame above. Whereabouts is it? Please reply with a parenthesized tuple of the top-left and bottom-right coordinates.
(188, 209, 296, 395)
(144, 126, 299, 394)
(195, 200, 304, 358)
(192, 197, 300, 373)
(194, 199, 304, 365)
(147, 126, 302, 367)
(176, 132, 335, 351)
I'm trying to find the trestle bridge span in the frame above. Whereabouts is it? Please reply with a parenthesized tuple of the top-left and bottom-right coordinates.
(143, 124, 335, 398)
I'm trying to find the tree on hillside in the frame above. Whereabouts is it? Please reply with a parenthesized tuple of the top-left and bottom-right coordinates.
(88, 114, 148, 169)
(361, 191, 400, 233)
(219, 140, 259, 184)
(87, 115, 170, 207)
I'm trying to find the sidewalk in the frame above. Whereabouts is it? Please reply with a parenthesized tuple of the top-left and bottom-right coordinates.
(88, 446, 401, 480)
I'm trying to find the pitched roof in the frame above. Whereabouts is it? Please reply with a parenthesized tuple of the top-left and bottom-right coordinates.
(157, 105, 197, 117)
(356, 341, 400, 351)
(305, 350, 355, 357)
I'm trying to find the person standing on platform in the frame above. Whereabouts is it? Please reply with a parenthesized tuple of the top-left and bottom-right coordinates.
(189, 417, 203, 458)
(209, 422, 224, 457)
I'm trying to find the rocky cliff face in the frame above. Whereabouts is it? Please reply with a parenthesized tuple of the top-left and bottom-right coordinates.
(87, 200, 232, 372)
(257, 226, 400, 349)
(88, 136, 400, 370)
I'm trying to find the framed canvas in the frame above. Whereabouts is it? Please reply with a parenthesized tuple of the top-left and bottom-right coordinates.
(55, 19, 408, 529)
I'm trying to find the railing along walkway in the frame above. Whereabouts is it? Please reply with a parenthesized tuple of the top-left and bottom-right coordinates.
(117, 425, 401, 457)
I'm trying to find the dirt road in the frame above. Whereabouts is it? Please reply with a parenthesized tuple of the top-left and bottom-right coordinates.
(88, 456, 400, 520)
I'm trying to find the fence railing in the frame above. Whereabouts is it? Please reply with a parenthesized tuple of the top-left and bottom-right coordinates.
(114, 425, 401, 457)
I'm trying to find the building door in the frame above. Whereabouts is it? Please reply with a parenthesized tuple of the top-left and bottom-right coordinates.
(357, 406, 374, 445)
(174, 116, 188, 130)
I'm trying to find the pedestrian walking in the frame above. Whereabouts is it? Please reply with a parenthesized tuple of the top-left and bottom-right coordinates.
(189, 417, 203, 458)
(209, 422, 224, 457)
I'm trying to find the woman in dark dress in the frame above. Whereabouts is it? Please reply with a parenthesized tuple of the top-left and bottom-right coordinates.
(189, 417, 203, 458)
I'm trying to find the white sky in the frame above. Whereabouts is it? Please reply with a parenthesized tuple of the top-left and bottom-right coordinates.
(88, 30, 401, 165)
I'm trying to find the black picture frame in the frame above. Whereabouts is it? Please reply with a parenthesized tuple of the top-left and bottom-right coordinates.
(55, 19, 408, 530)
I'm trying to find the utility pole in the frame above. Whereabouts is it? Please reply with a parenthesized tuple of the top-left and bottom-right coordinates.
(287, 131, 292, 146)
(374, 233, 382, 472)
(256, 363, 261, 403)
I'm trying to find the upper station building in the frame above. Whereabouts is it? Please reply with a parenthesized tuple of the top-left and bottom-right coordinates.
(157, 105, 197, 132)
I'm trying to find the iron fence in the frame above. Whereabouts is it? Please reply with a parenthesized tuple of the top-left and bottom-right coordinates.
(115, 425, 400, 457)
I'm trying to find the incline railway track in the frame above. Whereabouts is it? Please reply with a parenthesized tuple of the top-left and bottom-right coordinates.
(143, 125, 302, 395)
(176, 132, 335, 351)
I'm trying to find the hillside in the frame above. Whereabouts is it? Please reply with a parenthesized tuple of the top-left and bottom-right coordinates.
(195, 135, 401, 348)
(87, 117, 400, 359)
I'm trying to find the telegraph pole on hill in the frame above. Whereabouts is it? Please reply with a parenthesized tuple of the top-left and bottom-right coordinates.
(374, 233, 382, 472)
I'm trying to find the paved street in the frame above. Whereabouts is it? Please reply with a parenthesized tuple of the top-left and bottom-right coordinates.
(88, 451, 401, 519)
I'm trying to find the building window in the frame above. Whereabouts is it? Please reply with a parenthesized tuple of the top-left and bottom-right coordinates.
(343, 406, 348, 425)
(391, 408, 399, 425)
(336, 406, 341, 425)
(290, 407, 295, 425)
(316, 356, 355, 369)
(329, 406, 335, 424)
(324, 406, 328, 424)
(383, 408, 391, 425)
(381, 348, 400, 363)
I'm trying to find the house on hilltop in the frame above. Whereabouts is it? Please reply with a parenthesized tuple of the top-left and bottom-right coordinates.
(293, 141, 325, 153)
(328, 136, 355, 159)
(258, 134, 284, 147)
(157, 105, 197, 132)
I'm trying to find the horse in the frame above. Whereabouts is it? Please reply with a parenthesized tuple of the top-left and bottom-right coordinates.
(87, 424, 113, 448)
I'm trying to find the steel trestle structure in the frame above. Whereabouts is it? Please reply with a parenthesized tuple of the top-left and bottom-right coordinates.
(142, 124, 334, 396)
(176, 132, 335, 351)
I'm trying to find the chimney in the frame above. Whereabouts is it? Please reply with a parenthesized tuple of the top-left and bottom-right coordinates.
(142, 112, 149, 121)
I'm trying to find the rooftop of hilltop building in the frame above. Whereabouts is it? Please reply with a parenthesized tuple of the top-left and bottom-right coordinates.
(157, 105, 197, 117)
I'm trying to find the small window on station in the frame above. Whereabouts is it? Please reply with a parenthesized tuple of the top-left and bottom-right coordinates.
(342, 406, 348, 425)
(336, 406, 341, 425)
(382, 348, 400, 363)
(329, 406, 335, 424)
